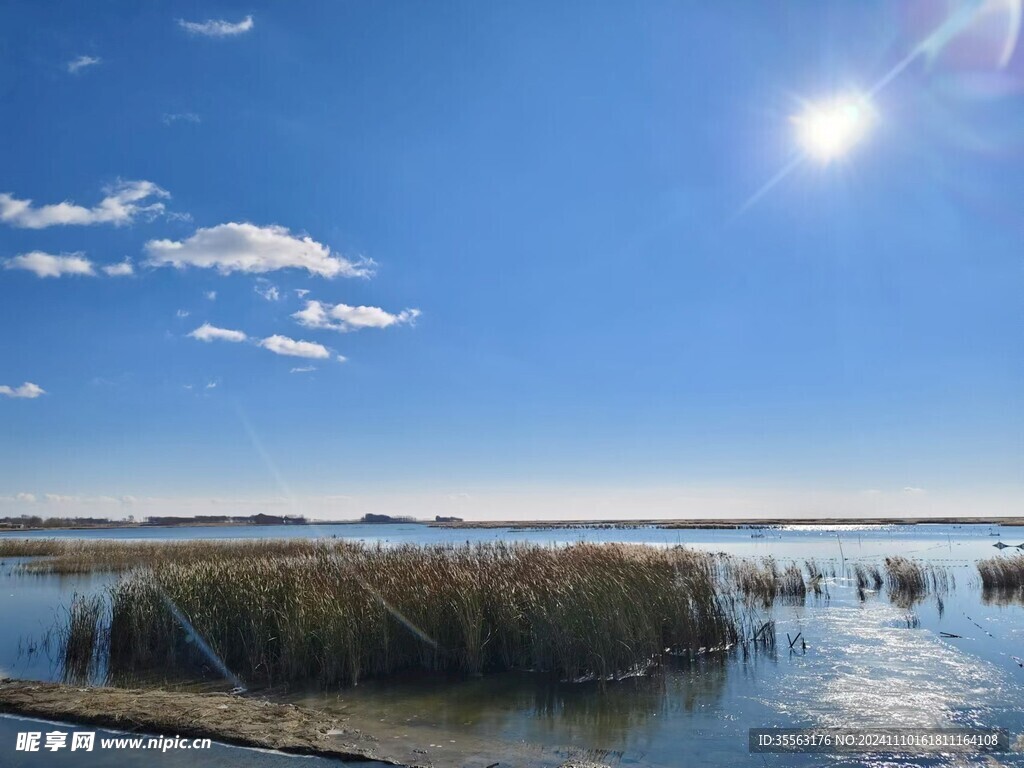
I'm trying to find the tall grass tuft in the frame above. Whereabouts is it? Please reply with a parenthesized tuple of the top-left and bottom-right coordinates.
(978, 555, 1024, 603)
(59, 593, 106, 683)
(883, 557, 950, 607)
(106, 542, 740, 688)
(718, 558, 806, 607)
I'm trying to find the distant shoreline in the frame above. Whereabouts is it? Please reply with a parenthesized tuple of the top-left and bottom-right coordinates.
(1, 515, 1023, 534)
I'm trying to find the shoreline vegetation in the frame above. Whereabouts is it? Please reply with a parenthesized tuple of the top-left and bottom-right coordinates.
(2, 538, 1013, 766)
(0, 537, 972, 690)
(3, 514, 1024, 533)
(104, 543, 745, 687)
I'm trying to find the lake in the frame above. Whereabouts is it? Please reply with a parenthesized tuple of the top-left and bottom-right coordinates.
(2, 522, 1023, 767)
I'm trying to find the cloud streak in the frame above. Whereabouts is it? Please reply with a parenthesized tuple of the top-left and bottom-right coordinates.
(0, 180, 169, 229)
(188, 323, 248, 343)
(102, 259, 134, 277)
(5, 252, 94, 277)
(178, 15, 254, 37)
(145, 223, 373, 278)
(67, 55, 101, 74)
(260, 335, 330, 359)
(293, 300, 420, 332)
(0, 382, 45, 399)
(162, 112, 201, 125)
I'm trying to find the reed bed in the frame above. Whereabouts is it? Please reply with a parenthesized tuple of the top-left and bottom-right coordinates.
(883, 557, 950, 607)
(103, 542, 740, 688)
(978, 554, 1024, 590)
(717, 557, 806, 607)
(59, 593, 105, 683)
(1, 537, 355, 574)
(978, 555, 1024, 603)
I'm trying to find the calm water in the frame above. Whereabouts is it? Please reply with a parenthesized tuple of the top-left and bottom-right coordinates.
(3, 523, 1024, 767)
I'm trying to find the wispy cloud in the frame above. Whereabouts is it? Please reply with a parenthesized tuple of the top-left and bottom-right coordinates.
(290, 365, 316, 374)
(0, 180, 169, 229)
(255, 281, 280, 301)
(293, 300, 420, 332)
(178, 15, 254, 37)
(186, 324, 341, 363)
(260, 335, 331, 359)
(187, 323, 248, 343)
(176, 309, 191, 318)
(5, 251, 94, 278)
(145, 222, 373, 278)
(67, 55, 101, 74)
(102, 259, 134, 276)
(0, 382, 45, 399)
(205, 290, 217, 301)
(162, 112, 201, 125)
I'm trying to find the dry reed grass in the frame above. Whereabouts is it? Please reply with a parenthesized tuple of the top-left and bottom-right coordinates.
(104, 542, 741, 688)
(978, 555, 1024, 603)
(883, 557, 950, 607)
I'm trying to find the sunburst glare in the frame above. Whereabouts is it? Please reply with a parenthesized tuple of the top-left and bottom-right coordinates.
(793, 94, 877, 162)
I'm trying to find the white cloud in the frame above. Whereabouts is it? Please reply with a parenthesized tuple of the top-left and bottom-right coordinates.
(295, 288, 310, 298)
(188, 323, 247, 343)
(178, 15, 254, 37)
(205, 381, 218, 389)
(290, 365, 316, 373)
(145, 223, 373, 278)
(903, 486, 927, 495)
(336, 354, 348, 363)
(162, 112, 201, 125)
(67, 55, 101, 74)
(5, 252, 94, 278)
(293, 300, 420, 332)
(255, 281, 280, 301)
(15, 493, 37, 503)
(0, 382, 45, 399)
(0, 180, 169, 229)
(260, 334, 330, 359)
(176, 309, 190, 318)
(44, 493, 77, 503)
(205, 290, 217, 300)
(102, 259, 134, 276)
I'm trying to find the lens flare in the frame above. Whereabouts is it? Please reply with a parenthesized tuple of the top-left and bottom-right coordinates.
(793, 94, 877, 162)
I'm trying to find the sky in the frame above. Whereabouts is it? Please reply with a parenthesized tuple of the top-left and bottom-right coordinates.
(1, 1, 1022, 521)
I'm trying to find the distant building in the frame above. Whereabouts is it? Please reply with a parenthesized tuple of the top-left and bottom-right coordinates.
(434, 515, 463, 523)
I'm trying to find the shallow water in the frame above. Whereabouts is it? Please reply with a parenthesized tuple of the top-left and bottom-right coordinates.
(2, 523, 1024, 767)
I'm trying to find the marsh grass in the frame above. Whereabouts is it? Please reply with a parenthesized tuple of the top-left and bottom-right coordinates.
(58, 593, 106, 683)
(978, 555, 1024, 603)
(103, 542, 742, 688)
(717, 557, 806, 607)
(883, 557, 950, 607)
(0, 538, 348, 574)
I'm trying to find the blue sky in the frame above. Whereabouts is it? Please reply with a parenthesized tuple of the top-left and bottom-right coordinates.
(1, 1, 1022, 520)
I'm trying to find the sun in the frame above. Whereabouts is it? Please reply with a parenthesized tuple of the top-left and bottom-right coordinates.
(793, 94, 876, 162)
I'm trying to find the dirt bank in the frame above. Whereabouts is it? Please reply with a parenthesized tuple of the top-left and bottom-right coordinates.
(0, 679, 397, 764)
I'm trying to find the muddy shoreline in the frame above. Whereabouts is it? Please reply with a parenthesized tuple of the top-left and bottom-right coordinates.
(0, 680, 605, 767)
(0, 679, 401, 765)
